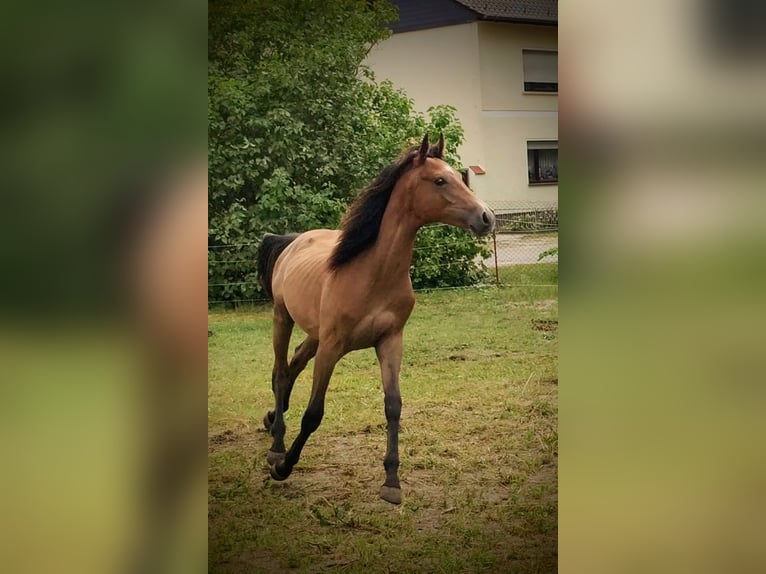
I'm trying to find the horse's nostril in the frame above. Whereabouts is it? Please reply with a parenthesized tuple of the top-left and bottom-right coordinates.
(482, 211, 490, 225)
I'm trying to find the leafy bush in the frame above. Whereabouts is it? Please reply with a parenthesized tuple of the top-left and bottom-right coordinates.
(412, 225, 490, 289)
(208, 0, 487, 304)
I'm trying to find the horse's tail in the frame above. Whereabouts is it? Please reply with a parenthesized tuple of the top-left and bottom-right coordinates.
(257, 233, 299, 301)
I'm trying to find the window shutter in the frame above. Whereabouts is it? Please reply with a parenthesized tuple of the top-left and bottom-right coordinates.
(523, 50, 558, 84)
(527, 141, 558, 150)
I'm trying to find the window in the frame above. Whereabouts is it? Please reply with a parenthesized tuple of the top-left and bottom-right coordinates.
(522, 50, 558, 93)
(528, 141, 558, 184)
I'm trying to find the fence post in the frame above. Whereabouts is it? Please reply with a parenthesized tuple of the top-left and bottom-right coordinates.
(492, 230, 500, 285)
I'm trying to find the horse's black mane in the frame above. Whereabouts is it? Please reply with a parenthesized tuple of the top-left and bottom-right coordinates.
(329, 142, 442, 270)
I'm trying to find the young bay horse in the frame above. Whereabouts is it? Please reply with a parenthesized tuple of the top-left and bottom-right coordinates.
(256, 134, 496, 504)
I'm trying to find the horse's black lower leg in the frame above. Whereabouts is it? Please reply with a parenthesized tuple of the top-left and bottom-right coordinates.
(270, 401, 323, 480)
(266, 306, 293, 464)
(270, 344, 338, 480)
(376, 333, 404, 504)
(267, 369, 288, 462)
(264, 337, 318, 429)
(382, 393, 402, 488)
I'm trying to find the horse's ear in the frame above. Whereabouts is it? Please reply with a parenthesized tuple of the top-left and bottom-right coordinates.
(417, 133, 429, 163)
(434, 132, 445, 158)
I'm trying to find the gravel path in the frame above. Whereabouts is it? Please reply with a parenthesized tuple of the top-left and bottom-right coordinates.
(485, 233, 558, 266)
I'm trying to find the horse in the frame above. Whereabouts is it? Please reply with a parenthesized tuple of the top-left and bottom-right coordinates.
(256, 133, 496, 504)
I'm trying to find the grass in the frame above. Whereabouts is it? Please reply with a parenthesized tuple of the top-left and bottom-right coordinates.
(209, 285, 558, 573)
(495, 263, 558, 302)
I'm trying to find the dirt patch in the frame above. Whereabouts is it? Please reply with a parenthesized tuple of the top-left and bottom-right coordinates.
(210, 429, 239, 445)
(214, 548, 288, 574)
(532, 319, 558, 332)
(446, 350, 503, 362)
(255, 434, 382, 500)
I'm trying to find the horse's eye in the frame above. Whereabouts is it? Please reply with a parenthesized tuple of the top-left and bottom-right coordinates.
(434, 177, 446, 186)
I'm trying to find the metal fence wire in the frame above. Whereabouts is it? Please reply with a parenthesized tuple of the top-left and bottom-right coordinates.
(208, 201, 557, 306)
(486, 199, 558, 257)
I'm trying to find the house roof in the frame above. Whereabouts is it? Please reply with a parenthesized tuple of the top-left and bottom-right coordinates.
(453, 0, 557, 24)
(387, 0, 557, 34)
(388, 0, 477, 33)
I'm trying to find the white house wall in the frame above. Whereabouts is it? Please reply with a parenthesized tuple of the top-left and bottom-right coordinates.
(477, 22, 558, 203)
(364, 23, 485, 178)
(480, 112, 558, 203)
(365, 20, 558, 204)
(478, 22, 558, 112)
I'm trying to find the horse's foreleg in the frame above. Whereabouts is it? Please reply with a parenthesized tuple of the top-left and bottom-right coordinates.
(376, 333, 404, 505)
(266, 305, 294, 465)
(270, 343, 339, 481)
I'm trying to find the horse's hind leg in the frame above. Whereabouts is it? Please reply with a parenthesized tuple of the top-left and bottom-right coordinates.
(285, 337, 319, 410)
(265, 303, 294, 465)
(263, 336, 318, 428)
(270, 342, 341, 480)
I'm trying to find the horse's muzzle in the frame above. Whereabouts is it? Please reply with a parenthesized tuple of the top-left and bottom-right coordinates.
(469, 206, 496, 236)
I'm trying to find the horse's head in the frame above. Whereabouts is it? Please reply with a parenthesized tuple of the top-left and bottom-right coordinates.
(407, 133, 495, 236)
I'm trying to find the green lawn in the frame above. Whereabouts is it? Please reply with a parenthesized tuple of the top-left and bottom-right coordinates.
(209, 285, 558, 573)
(495, 262, 558, 303)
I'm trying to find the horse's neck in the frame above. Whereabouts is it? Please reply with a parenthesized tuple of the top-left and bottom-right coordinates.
(367, 192, 419, 286)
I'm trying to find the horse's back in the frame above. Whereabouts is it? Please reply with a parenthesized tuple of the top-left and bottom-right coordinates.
(272, 229, 339, 338)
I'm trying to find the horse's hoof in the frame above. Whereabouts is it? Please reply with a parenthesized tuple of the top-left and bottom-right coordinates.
(266, 449, 285, 465)
(270, 463, 289, 481)
(379, 485, 402, 505)
(263, 412, 273, 431)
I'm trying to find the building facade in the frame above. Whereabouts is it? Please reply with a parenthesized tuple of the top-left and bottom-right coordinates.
(365, 0, 558, 205)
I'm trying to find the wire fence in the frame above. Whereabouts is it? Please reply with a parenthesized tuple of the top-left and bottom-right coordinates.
(208, 201, 557, 307)
(489, 200, 558, 234)
(485, 200, 558, 285)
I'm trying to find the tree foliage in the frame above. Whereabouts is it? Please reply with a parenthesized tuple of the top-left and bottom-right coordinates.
(209, 0, 489, 304)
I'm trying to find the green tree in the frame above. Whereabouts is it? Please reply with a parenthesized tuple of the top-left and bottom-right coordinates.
(208, 0, 488, 304)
